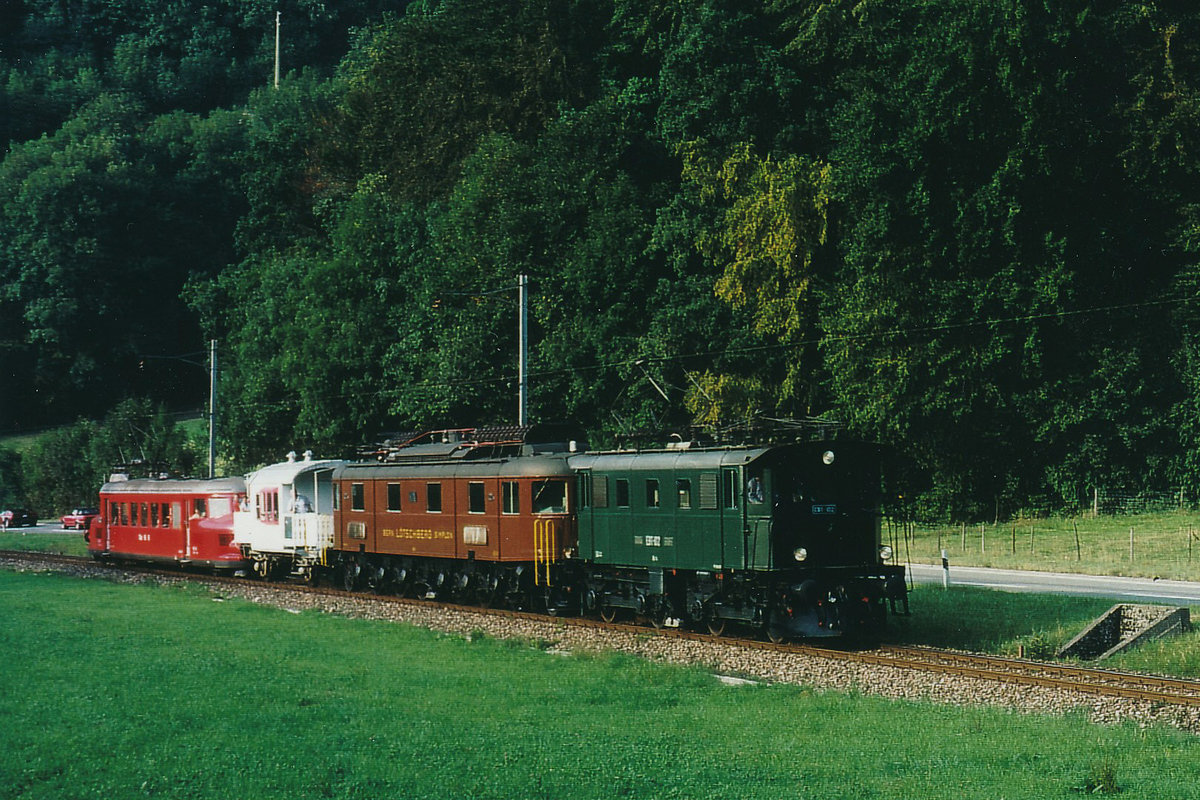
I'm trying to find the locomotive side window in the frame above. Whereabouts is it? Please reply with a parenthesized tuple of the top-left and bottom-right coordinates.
(427, 483, 442, 513)
(615, 479, 630, 508)
(592, 475, 609, 508)
(387, 483, 402, 512)
(723, 470, 739, 508)
(351, 483, 365, 512)
(502, 481, 520, 514)
(676, 479, 692, 509)
(257, 490, 279, 523)
(532, 480, 567, 514)
(468, 482, 486, 514)
(699, 473, 719, 510)
(193, 498, 207, 518)
(645, 479, 660, 508)
(161, 503, 171, 527)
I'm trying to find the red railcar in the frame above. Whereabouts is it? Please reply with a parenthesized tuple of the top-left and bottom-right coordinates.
(330, 426, 578, 609)
(88, 476, 248, 571)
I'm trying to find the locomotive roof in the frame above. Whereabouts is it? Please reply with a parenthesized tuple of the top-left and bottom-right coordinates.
(568, 440, 867, 472)
(567, 445, 770, 472)
(100, 476, 247, 495)
(246, 457, 345, 488)
(333, 451, 575, 480)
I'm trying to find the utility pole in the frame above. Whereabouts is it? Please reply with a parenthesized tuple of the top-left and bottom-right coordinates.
(273, 11, 281, 88)
(208, 339, 218, 479)
(518, 273, 528, 427)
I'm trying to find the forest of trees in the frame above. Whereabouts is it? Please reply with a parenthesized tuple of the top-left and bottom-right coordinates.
(4, 0, 1200, 521)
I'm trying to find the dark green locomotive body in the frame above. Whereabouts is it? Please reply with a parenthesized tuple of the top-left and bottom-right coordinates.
(571, 440, 906, 638)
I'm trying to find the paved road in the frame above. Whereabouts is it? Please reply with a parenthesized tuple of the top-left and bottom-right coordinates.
(908, 562, 1200, 605)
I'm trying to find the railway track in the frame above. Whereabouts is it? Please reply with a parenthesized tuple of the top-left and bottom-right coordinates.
(7, 549, 1200, 711)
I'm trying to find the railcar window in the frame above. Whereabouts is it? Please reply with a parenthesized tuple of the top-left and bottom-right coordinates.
(532, 480, 567, 514)
(645, 479, 660, 508)
(210, 498, 232, 518)
(351, 483, 365, 512)
(468, 482, 486, 514)
(502, 481, 520, 514)
(427, 483, 442, 513)
(160, 503, 171, 527)
(387, 483, 402, 512)
(193, 498, 207, 518)
(615, 479, 630, 508)
(119, 502, 128, 526)
(171, 503, 181, 528)
(130, 502, 140, 526)
(150, 504, 159, 527)
(676, 479, 692, 509)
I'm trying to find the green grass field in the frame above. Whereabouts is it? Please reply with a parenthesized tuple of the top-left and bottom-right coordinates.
(3, 570, 1200, 799)
(898, 510, 1200, 581)
(0, 530, 89, 556)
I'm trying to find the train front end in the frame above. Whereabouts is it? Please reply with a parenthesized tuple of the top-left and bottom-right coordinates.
(756, 441, 907, 639)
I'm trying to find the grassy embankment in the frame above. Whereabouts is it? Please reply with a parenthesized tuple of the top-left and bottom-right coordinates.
(899, 510, 1200, 581)
(3, 569, 1200, 800)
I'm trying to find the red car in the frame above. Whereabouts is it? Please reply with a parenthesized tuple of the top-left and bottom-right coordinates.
(61, 507, 100, 530)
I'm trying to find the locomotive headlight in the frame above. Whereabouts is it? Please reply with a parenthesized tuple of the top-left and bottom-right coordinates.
(822, 450, 835, 466)
(879, 545, 893, 562)
(793, 547, 809, 562)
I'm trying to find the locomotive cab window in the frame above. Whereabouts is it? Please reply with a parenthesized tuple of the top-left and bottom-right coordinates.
(192, 499, 206, 518)
(746, 474, 765, 504)
(387, 483, 402, 512)
(427, 483, 442, 513)
(350, 483, 365, 512)
(532, 480, 567, 514)
(468, 482, 486, 514)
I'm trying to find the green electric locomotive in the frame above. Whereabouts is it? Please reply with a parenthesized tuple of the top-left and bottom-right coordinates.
(571, 439, 906, 639)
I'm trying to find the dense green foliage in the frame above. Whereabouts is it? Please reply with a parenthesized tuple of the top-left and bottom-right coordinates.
(5, 570, 1200, 799)
(6, 0, 1200, 519)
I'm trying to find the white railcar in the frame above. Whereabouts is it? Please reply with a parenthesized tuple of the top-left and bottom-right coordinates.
(234, 451, 345, 581)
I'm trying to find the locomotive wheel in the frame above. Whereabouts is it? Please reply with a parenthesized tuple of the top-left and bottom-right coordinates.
(765, 613, 788, 644)
(340, 562, 357, 592)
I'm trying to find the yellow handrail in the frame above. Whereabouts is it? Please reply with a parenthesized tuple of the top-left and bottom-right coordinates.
(534, 519, 557, 586)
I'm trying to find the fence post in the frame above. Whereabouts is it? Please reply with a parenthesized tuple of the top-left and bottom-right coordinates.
(1073, 520, 1081, 561)
(1093, 488, 1099, 517)
(1129, 527, 1134, 562)
(980, 523, 985, 555)
(1011, 521, 1016, 555)
(961, 522, 966, 553)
